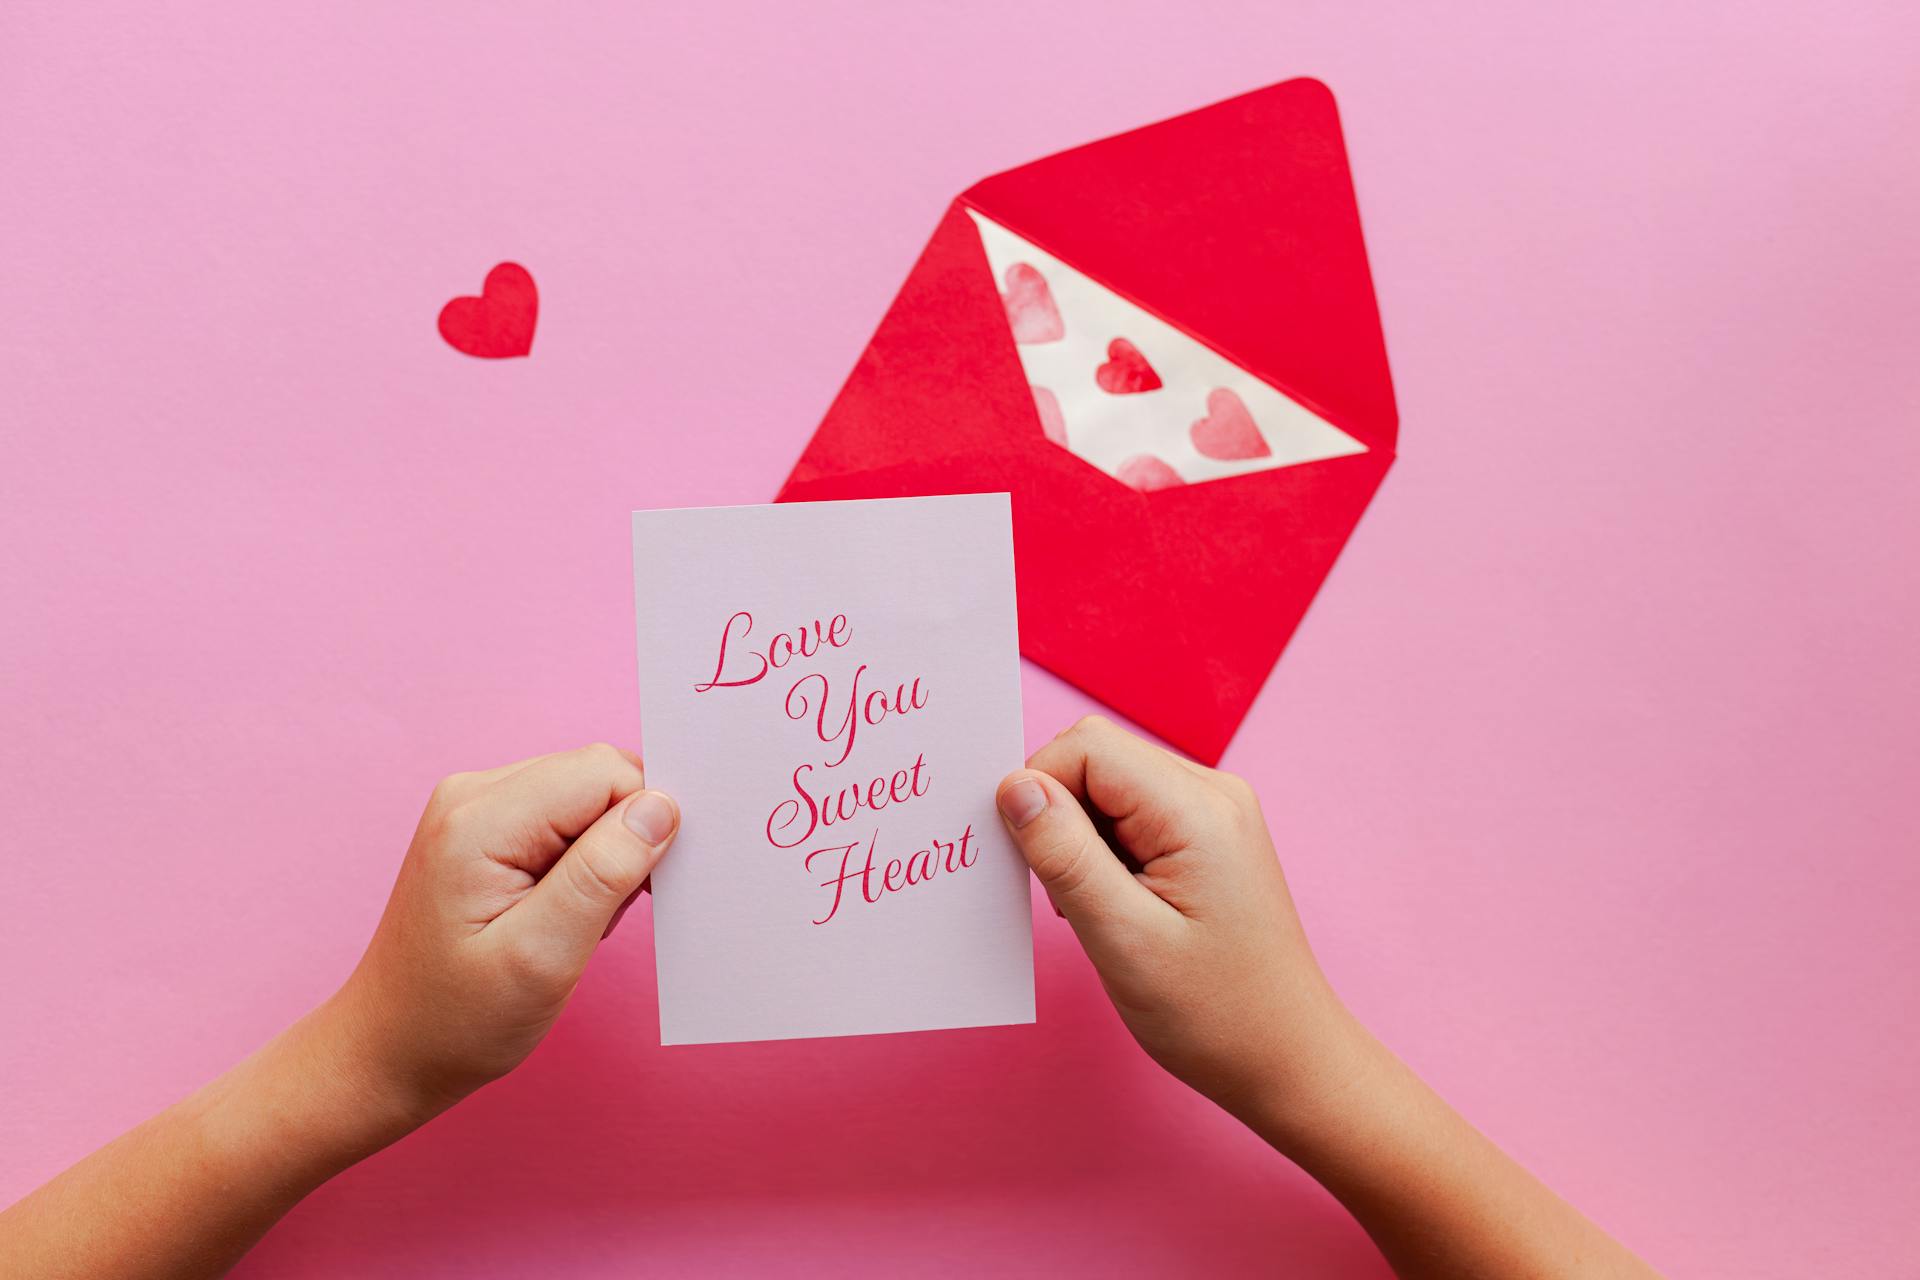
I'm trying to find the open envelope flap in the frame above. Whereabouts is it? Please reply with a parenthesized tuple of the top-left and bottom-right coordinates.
(778, 202, 1391, 762)
(783, 202, 1038, 485)
(961, 77, 1398, 455)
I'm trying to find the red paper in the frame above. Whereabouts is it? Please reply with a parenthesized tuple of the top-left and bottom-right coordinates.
(777, 79, 1397, 764)
(438, 262, 538, 358)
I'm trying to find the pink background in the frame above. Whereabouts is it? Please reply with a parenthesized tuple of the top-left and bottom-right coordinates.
(3, 3, 1916, 1276)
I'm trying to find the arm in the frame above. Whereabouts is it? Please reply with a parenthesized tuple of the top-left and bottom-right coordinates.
(995, 717, 1658, 1280)
(0, 744, 680, 1280)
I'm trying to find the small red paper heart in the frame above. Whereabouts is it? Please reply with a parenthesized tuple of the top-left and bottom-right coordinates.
(438, 262, 537, 359)
(1031, 385, 1068, 446)
(1095, 338, 1161, 394)
(1003, 263, 1064, 343)
(1116, 454, 1184, 492)
(1189, 388, 1271, 460)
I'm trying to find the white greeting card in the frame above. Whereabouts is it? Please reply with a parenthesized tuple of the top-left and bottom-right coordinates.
(631, 494, 1035, 1044)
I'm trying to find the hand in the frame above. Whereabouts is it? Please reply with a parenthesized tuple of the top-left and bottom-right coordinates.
(998, 718, 1660, 1279)
(0, 742, 684, 1280)
(327, 743, 681, 1122)
(995, 716, 1356, 1126)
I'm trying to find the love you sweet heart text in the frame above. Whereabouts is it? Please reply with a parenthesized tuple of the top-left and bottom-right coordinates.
(693, 610, 976, 925)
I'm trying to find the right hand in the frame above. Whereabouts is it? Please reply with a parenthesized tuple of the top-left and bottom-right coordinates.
(995, 716, 1360, 1125)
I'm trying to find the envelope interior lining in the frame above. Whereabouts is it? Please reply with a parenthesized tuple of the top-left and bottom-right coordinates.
(962, 209, 1368, 494)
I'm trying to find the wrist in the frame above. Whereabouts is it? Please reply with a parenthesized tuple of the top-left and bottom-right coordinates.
(304, 985, 456, 1144)
(174, 997, 432, 1214)
(1233, 996, 1396, 1157)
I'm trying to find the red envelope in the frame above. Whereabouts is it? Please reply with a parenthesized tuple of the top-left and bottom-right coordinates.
(776, 79, 1397, 765)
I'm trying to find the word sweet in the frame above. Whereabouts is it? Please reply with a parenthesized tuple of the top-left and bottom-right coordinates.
(766, 753, 930, 850)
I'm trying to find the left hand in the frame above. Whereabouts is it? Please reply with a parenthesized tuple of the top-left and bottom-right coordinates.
(326, 743, 680, 1122)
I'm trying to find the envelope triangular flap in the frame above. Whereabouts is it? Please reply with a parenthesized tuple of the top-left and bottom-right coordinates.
(960, 78, 1398, 455)
(783, 201, 1040, 487)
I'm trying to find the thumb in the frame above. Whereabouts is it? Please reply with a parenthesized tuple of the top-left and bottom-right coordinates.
(996, 770, 1163, 954)
(502, 789, 680, 969)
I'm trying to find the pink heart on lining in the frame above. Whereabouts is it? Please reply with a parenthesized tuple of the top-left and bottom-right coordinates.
(1116, 454, 1184, 492)
(1031, 385, 1068, 446)
(1003, 264, 1064, 343)
(1189, 389, 1271, 460)
(1095, 338, 1161, 394)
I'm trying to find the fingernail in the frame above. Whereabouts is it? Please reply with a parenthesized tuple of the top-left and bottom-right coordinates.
(624, 791, 676, 843)
(998, 777, 1047, 829)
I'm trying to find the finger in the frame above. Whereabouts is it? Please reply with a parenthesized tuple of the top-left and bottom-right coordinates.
(467, 743, 647, 872)
(471, 744, 643, 790)
(1024, 716, 1211, 864)
(433, 745, 644, 811)
(497, 789, 680, 970)
(602, 874, 655, 943)
(997, 769, 1173, 952)
(459, 750, 560, 790)
(602, 885, 642, 940)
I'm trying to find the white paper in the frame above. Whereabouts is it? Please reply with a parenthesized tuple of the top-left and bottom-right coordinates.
(967, 209, 1368, 489)
(632, 494, 1035, 1044)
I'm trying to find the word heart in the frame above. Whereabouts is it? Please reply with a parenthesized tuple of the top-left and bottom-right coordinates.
(806, 825, 980, 926)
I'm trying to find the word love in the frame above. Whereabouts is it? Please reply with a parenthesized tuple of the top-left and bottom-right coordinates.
(693, 610, 851, 693)
(804, 824, 979, 925)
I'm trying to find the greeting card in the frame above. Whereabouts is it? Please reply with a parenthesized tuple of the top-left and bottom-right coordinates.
(631, 494, 1035, 1045)
(775, 79, 1398, 766)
